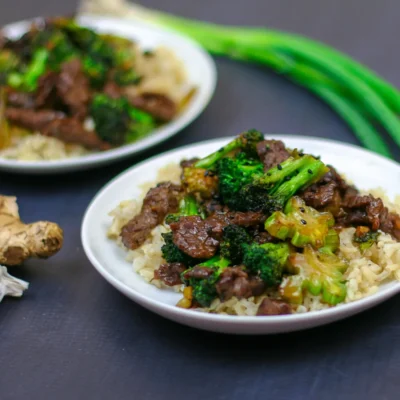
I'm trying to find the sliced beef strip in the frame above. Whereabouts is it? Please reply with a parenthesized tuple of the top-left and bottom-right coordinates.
(6, 89, 35, 109)
(299, 165, 350, 215)
(256, 139, 290, 171)
(170, 211, 266, 259)
(256, 298, 292, 316)
(183, 266, 214, 280)
(5, 108, 111, 150)
(170, 215, 220, 259)
(56, 59, 90, 120)
(5, 107, 65, 131)
(130, 93, 176, 122)
(42, 118, 111, 150)
(154, 263, 186, 286)
(180, 158, 200, 169)
(215, 267, 266, 301)
(202, 199, 228, 216)
(103, 80, 124, 99)
(121, 182, 183, 250)
(35, 71, 60, 109)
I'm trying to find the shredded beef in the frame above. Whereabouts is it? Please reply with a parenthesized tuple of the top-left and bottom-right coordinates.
(121, 182, 183, 250)
(154, 263, 186, 286)
(256, 298, 292, 316)
(215, 267, 266, 301)
(256, 139, 290, 171)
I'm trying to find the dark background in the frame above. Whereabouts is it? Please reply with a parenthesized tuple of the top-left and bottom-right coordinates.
(1, 1, 399, 399)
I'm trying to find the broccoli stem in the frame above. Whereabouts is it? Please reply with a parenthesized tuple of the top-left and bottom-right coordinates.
(194, 138, 245, 169)
(22, 49, 49, 91)
(271, 159, 328, 200)
(197, 255, 230, 269)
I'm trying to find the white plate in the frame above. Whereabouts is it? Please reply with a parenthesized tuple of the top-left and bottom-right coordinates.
(81, 136, 400, 334)
(0, 15, 216, 174)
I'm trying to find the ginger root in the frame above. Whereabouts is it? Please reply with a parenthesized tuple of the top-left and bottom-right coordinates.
(0, 196, 64, 266)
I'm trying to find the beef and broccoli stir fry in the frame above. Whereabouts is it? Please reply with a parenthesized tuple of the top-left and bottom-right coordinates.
(0, 17, 188, 155)
(117, 131, 400, 315)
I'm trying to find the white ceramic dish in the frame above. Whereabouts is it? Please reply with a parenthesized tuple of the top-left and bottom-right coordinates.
(0, 15, 216, 174)
(81, 135, 400, 334)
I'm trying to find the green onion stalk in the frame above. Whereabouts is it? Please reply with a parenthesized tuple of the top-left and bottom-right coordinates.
(81, 0, 400, 158)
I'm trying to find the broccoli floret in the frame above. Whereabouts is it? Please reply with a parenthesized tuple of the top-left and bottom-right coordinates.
(7, 48, 49, 91)
(161, 232, 200, 267)
(56, 19, 115, 66)
(218, 152, 264, 209)
(243, 242, 289, 286)
(353, 227, 380, 252)
(162, 195, 202, 265)
(220, 225, 252, 264)
(194, 129, 264, 169)
(90, 94, 156, 145)
(165, 194, 199, 225)
(237, 155, 329, 213)
(0, 50, 20, 85)
(82, 55, 108, 88)
(182, 167, 219, 199)
(265, 196, 334, 248)
(280, 245, 348, 305)
(181, 256, 231, 307)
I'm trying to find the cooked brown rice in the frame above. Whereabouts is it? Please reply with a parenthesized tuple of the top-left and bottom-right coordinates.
(108, 163, 400, 315)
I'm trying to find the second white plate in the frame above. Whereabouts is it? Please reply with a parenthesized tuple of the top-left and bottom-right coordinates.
(0, 15, 216, 174)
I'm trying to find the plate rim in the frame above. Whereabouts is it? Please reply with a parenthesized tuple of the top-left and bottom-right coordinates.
(0, 15, 217, 173)
(81, 135, 400, 329)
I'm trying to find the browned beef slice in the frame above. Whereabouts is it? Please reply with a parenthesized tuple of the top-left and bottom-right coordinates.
(256, 139, 290, 171)
(170, 215, 220, 259)
(42, 118, 111, 150)
(170, 211, 266, 258)
(130, 93, 176, 122)
(5, 108, 65, 131)
(183, 266, 214, 280)
(35, 71, 59, 108)
(121, 183, 182, 250)
(252, 229, 276, 245)
(56, 59, 90, 120)
(206, 211, 266, 239)
(299, 165, 349, 215)
(103, 80, 124, 99)
(215, 267, 266, 301)
(154, 263, 186, 286)
(180, 158, 200, 169)
(256, 298, 292, 316)
(202, 199, 228, 216)
(6, 89, 35, 109)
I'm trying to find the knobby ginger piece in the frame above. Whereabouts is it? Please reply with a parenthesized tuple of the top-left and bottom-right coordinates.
(0, 266, 29, 301)
(0, 196, 64, 266)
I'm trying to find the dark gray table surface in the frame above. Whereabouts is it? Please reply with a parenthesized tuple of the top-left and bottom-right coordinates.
(1, 1, 400, 399)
